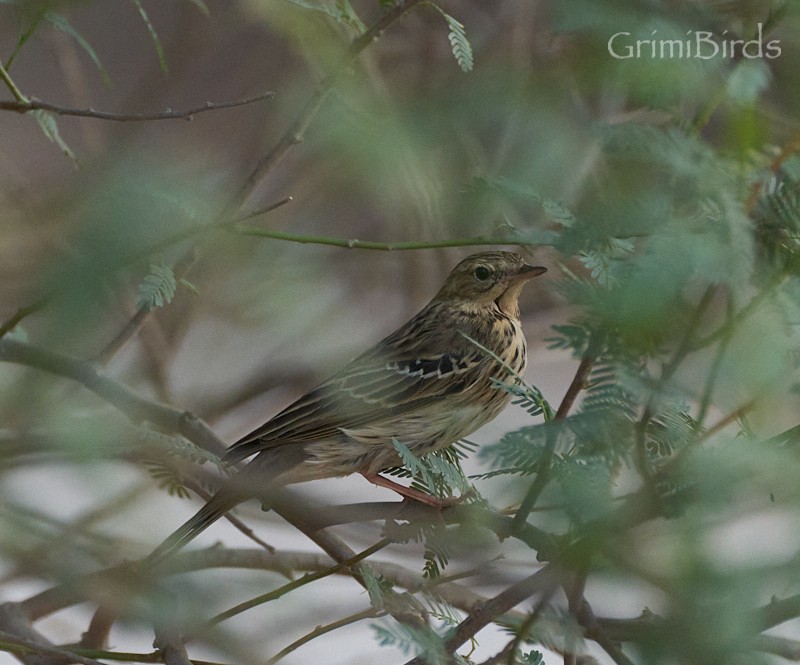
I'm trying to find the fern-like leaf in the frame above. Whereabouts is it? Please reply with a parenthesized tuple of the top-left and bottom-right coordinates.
(371, 620, 448, 664)
(443, 12, 473, 72)
(144, 461, 191, 498)
(137, 262, 177, 311)
(428, 6, 473, 73)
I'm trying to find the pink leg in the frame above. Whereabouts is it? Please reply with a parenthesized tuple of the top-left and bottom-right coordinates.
(361, 472, 448, 508)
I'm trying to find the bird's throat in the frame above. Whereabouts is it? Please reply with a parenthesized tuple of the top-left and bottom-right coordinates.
(495, 283, 524, 319)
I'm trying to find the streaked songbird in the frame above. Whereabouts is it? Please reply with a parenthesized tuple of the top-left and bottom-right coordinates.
(150, 251, 546, 560)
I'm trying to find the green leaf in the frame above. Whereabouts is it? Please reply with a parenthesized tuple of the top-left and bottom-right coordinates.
(519, 650, 545, 665)
(31, 110, 77, 163)
(361, 566, 392, 610)
(371, 621, 448, 664)
(442, 12, 473, 72)
(131, 0, 168, 73)
(45, 12, 111, 87)
(137, 262, 177, 311)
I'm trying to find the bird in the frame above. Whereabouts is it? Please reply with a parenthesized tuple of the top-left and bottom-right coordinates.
(149, 251, 546, 560)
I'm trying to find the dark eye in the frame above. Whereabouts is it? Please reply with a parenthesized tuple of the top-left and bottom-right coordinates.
(473, 266, 491, 281)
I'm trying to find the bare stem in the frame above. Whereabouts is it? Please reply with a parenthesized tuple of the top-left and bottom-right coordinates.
(233, 225, 556, 251)
(0, 91, 275, 121)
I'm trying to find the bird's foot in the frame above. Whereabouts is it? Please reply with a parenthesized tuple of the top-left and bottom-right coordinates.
(361, 472, 466, 509)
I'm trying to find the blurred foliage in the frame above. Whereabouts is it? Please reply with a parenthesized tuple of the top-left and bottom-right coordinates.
(2, 1, 800, 665)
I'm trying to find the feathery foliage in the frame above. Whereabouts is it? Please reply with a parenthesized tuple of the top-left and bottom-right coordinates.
(3, 2, 800, 665)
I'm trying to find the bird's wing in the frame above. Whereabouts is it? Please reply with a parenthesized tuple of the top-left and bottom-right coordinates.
(225, 309, 493, 462)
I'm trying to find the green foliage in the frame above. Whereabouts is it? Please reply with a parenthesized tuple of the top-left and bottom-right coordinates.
(754, 159, 800, 272)
(284, 0, 364, 30)
(131, 0, 168, 73)
(443, 13, 473, 73)
(31, 109, 76, 163)
(518, 651, 544, 665)
(371, 621, 454, 665)
(392, 439, 474, 499)
(429, 5, 473, 72)
(45, 11, 111, 86)
(136, 262, 177, 311)
(391, 440, 478, 577)
(4, 2, 800, 664)
(361, 565, 394, 609)
(144, 461, 192, 499)
(139, 428, 225, 499)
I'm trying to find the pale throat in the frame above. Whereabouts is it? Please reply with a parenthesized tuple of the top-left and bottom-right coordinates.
(495, 282, 525, 318)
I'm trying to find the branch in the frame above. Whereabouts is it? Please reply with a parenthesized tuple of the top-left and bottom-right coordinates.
(308, 500, 560, 559)
(263, 607, 383, 665)
(0, 91, 275, 121)
(0, 61, 27, 103)
(229, 0, 428, 210)
(511, 353, 596, 532)
(0, 338, 226, 456)
(0, 602, 106, 665)
(0, 300, 45, 338)
(232, 225, 558, 251)
(204, 538, 390, 628)
(96, 0, 430, 365)
(404, 564, 563, 665)
(21, 544, 519, 625)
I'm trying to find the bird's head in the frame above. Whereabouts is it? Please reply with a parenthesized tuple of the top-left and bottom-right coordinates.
(434, 251, 547, 317)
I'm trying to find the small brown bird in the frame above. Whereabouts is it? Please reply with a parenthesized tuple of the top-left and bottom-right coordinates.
(151, 251, 545, 559)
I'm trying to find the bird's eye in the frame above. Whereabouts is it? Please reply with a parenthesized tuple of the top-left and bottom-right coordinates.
(473, 266, 491, 281)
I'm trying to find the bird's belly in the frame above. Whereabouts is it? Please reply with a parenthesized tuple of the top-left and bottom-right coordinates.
(298, 402, 500, 477)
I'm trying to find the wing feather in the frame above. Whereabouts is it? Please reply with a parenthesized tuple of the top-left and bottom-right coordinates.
(225, 302, 498, 463)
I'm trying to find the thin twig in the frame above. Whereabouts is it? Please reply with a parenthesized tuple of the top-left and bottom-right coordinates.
(695, 294, 735, 427)
(0, 61, 28, 102)
(233, 225, 558, 251)
(511, 353, 596, 533)
(504, 587, 557, 665)
(0, 300, 45, 338)
(404, 564, 563, 665)
(95, 0, 429, 365)
(264, 607, 384, 665)
(204, 538, 391, 628)
(697, 399, 756, 444)
(96, 247, 199, 363)
(0, 630, 106, 665)
(0, 91, 275, 121)
(634, 286, 716, 481)
(228, 0, 428, 210)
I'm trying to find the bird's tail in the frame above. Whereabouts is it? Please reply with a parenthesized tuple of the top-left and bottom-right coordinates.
(145, 486, 245, 565)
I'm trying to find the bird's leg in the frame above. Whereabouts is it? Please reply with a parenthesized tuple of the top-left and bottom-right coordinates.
(361, 472, 458, 509)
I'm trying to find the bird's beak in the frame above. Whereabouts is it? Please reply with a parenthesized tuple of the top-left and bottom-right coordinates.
(510, 264, 547, 283)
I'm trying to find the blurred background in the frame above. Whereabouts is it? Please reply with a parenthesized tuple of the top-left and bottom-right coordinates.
(2, 0, 800, 664)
